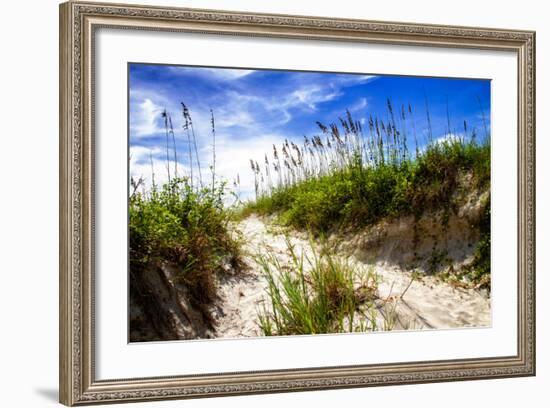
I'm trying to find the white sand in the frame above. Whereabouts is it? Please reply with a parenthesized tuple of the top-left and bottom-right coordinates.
(213, 215, 491, 338)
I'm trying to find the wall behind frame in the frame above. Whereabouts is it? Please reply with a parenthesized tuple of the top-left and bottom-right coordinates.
(0, 0, 546, 407)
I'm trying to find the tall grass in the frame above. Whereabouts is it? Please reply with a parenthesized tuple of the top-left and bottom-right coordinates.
(242, 101, 489, 229)
(242, 100, 491, 286)
(256, 238, 381, 335)
(129, 105, 243, 323)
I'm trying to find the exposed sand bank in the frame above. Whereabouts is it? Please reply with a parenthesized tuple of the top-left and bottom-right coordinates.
(213, 215, 491, 338)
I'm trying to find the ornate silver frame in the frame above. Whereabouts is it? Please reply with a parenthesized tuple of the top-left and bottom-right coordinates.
(59, 1, 536, 405)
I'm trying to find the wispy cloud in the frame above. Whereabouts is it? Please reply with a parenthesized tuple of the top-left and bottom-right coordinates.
(433, 132, 468, 144)
(333, 74, 378, 87)
(202, 68, 255, 80)
(166, 66, 255, 81)
(213, 133, 289, 200)
(349, 97, 368, 112)
(282, 86, 341, 111)
(130, 145, 191, 191)
(130, 98, 164, 137)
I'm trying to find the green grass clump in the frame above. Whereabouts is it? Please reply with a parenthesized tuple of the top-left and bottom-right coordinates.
(256, 238, 380, 336)
(239, 101, 490, 234)
(243, 139, 489, 233)
(239, 103, 491, 288)
(130, 178, 243, 317)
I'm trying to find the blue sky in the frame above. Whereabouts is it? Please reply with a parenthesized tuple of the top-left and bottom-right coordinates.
(129, 63, 490, 200)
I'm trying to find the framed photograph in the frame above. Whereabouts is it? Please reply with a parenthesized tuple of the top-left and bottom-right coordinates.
(59, 1, 535, 405)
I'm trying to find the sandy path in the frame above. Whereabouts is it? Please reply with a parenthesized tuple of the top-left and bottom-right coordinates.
(213, 216, 314, 338)
(213, 215, 491, 338)
(211, 216, 272, 338)
(371, 263, 490, 330)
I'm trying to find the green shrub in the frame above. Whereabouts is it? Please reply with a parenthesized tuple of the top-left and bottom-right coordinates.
(129, 178, 243, 317)
(242, 138, 489, 235)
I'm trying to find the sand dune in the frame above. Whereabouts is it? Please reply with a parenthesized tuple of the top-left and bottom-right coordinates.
(213, 215, 491, 338)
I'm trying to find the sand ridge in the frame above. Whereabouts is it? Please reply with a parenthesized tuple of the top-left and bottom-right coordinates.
(213, 215, 491, 338)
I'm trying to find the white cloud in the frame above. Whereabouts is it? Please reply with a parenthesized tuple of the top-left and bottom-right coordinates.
(129, 72, 378, 142)
(129, 145, 190, 192)
(129, 145, 161, 165)
(212, 133, 289, 201)
(334, 74, 378, 86)
(259, 75, 377, 118)
(202, 89, 294, 131)
(284, 86, 341, 111)
(349, 97, 368, 113)
(166, 66, 255, 81)
(213, 92, 259, 128)
(420, 132, 467, 152)
(202, 68, 255, 80)
(216, 110, 256, 128)
(433, 132, 464, 144)
(130, 131, 290, 204)
(129, 98, 164, 137)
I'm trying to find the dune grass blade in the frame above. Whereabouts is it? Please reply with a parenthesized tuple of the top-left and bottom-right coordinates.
(256, 238, 379, 336)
